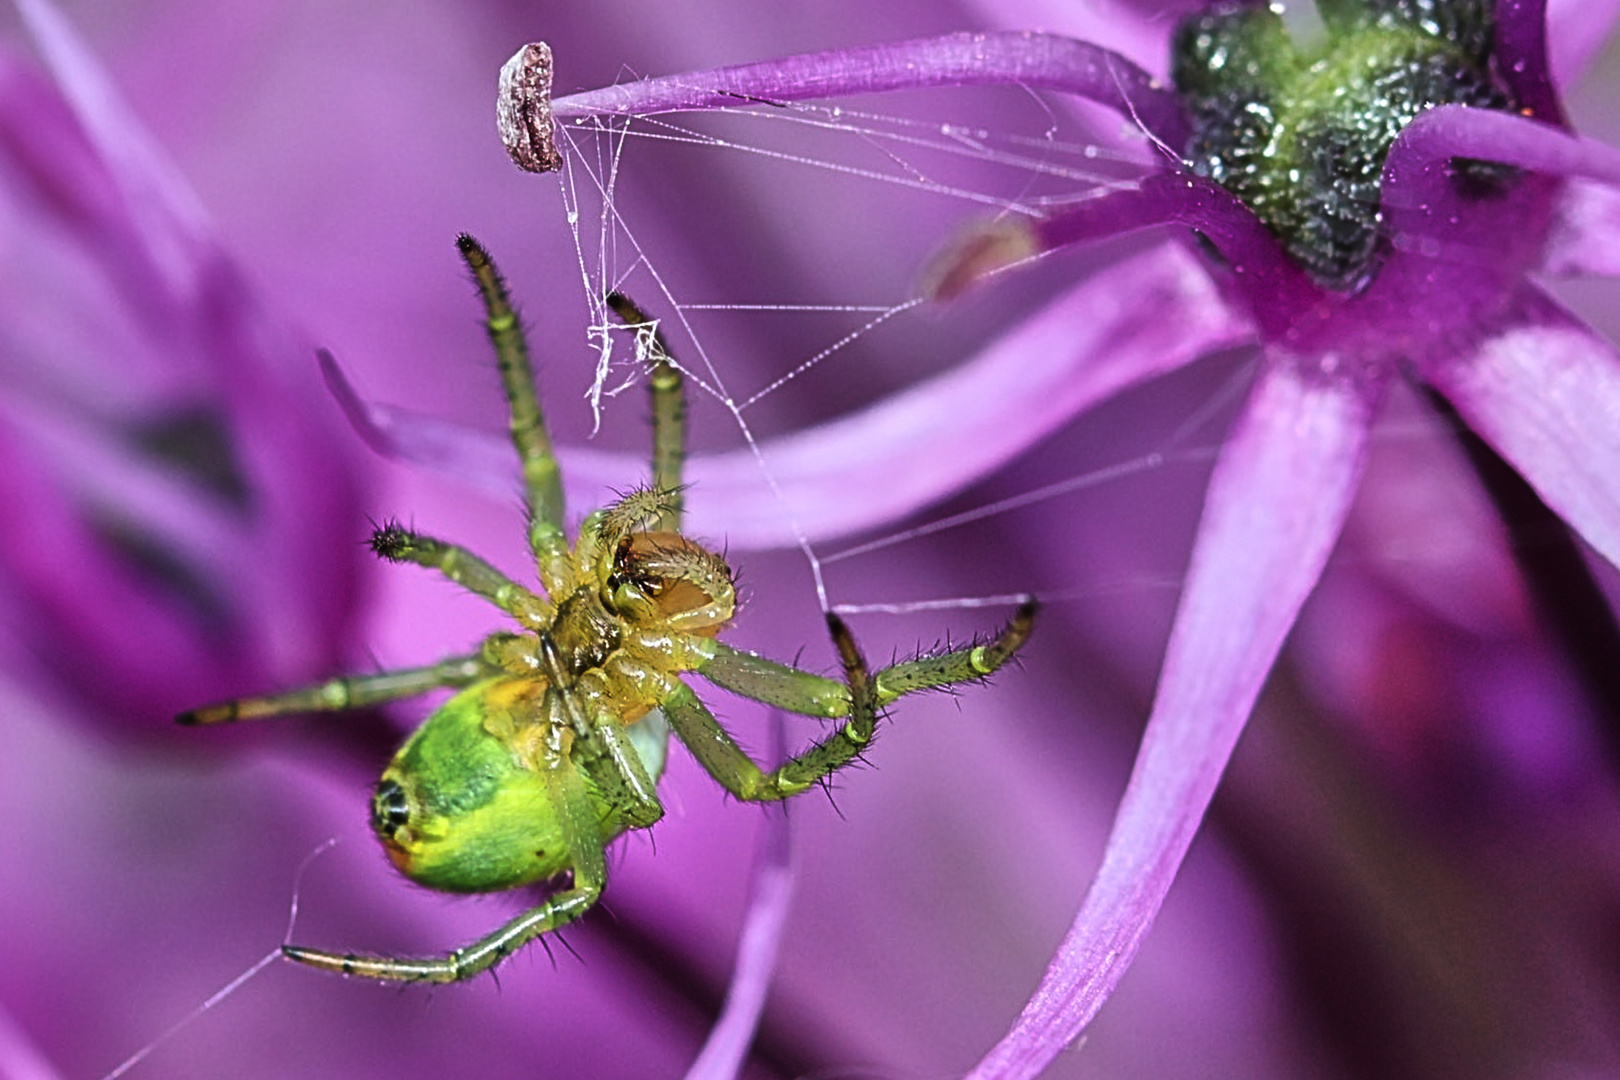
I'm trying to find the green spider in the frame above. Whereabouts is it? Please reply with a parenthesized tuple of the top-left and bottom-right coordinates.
(179, 235, 1037, 983)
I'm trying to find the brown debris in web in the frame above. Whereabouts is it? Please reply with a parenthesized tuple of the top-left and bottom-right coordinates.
(499, 42, 563, 173)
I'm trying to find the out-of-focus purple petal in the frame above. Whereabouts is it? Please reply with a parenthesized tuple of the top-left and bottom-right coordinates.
(328, 242, 1249, 547)
(0, 1002, 64, 1080)
(0, 397, 240, 606)
(1548, 0, 1620, 87)
(14, 0, 210, 302)
(1545, 179, 1620, 275)
(0, 5, 366, 724)
(545, 32, 1190, 151)
(319, 349, 521, 494)
(967, 357, 1380, 1080)
(683, 722, 793, 1080)
(1424, 287, 1620, 570)
(1335, 387, 1529, 636)
(682, 243, 1245, 546)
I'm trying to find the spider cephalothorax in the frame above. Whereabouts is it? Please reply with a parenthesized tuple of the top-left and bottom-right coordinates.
(180, 235, 1036, 982)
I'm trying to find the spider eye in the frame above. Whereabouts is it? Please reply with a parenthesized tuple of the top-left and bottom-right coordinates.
(371, 778, 412, 837)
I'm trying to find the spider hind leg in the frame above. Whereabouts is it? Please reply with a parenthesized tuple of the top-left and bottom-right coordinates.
(283, 754, 610, 984)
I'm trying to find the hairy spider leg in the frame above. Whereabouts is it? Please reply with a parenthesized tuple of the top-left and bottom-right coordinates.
(455, 233, 570, 577)
(173, 523, 547, 725)
(695, 598, 1040, 719)
(535, 635, 664, 830)
(368, 522, 550, 627)
(658, 613, 877, 801)
(606, 292, 684, 530)
(283, 755, 609, 983)
(176, 654, 491, 725)
(182, 239, 581, 727)
(666, 600, 1038, 801)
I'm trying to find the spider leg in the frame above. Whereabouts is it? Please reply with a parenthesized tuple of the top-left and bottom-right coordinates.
(695, 598, 1039, 715)
(607, 292, 684, 530)
(865, 597, 1038, 700)
(536, 636, 665, 830)
(282, 757, 609, 983)
(455, 235, 571, 578)
(693, 645, 850, 718)
(369, 521, 548, 625)
(176, 652, 490, 725)
(660, 613, 881, 801)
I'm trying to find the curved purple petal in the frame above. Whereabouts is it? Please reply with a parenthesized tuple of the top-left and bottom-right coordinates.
(0, 1003, 64, 1080)
(1545, 178, 1620, 276)
(1387, 104, 1620, 189)
(958, 0, 1179, 72)
(1377, 104, 1620, 314)
(1547, 0, 1620, 87)
(318, 349, 522, 494)
(967, 356, 1380, 1079)
(539, 32, 1190, 155)
(1031, 174, 1318, 340)
(326, 242, 1250, 548)
(1423, 287, 1620, 570)
(683, 723, 794, 1080)
(0, 2, 367, 725)
(14, 0, 210, 306)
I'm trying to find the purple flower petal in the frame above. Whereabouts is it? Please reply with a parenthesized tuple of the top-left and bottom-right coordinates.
(1389, 104, 1620, 187)
(1544, 179, 1620, 275)
(958, 0, 1179, 72)
(0, 1, 367, 724)
(1374, 105, 1620, 328)
(318, 349, 525, 496)
(14, 0, 210, 302)
(683, 723, 794, 1080)
(683, 243, 1246, 545)
(1030, 174, 1319, 339)
(1548, 0, 1620, 86)
(1424, 287, 1620, 570)
(967, 356, 1380, 1079)
(326, 241, 1249, 547)
(0, 1003, 64, 1080)
(538, 32, 1190, 160)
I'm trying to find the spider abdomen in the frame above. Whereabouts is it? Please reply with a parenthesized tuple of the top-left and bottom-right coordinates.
(372, 680, 576, 893)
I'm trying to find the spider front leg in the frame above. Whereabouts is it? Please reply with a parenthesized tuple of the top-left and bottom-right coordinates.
(674, 600, 1036, 796)
(283, 756, 610, 983)
(660, 599, 997, 803)
(456, 234, 570, 574)
(698, 598, 1039, 716)
(176, 653, 490, 725)
(663, 612, 898, 801)
(606, 291, 684, 530)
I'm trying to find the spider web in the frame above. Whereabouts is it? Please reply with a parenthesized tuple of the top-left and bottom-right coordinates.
(537, 85, 1511, 638)
(541, 81, 1234, 623)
